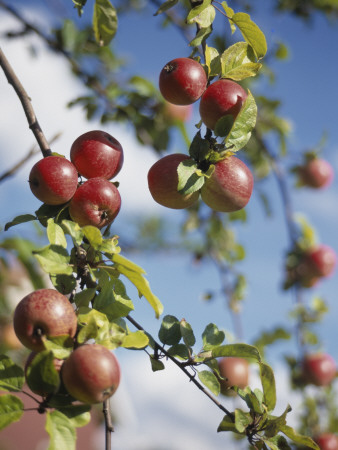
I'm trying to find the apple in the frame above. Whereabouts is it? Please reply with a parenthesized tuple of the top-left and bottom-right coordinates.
(302, 353, 336, 386)
(147, 154, 200, 209)
(199, 79, 248, 130)
(29, 156, 78, 205)
(164, 102, 193, 123)
(69, 177, 121, 228)
(159, 57, 207, 105)
(314, 433, 338, 450)
(61, 344, 121, 404)
(13, 289, 78, 352)
(302, 245, 336, 280)
(297, 158, 334, 189)
(218, 357, 249, 395)
(200, 156, 253, 212)
(70, 130, 124, 180)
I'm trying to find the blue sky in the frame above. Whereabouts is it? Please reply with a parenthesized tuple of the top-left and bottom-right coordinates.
(0, 2, 338, 448)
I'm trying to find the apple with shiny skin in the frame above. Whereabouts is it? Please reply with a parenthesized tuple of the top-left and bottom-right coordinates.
(199, 79, 248, 130)
(148, 153, 200, 209)
(69, 177, 121, 228)
(201, 156, 253, 212)
(298, 158, 333, 189)
(302, 353, 336, 386)
(61, 344, 121, 404)
(218, 357, 249, 395)
(159, 57, 207, 105)
(13, 289, 78, 352)
(70, 130, 124, 180)
(29, 156, 78, 205)
(314, 433, 338, 450)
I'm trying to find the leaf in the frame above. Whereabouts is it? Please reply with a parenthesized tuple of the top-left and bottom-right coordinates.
(0, 355, 24, 392)
(188, 132, 211, 162)
(221, 42, 262, 80)
(33, 244, 73, 275)
(50, 273, 77, 295)
(280, 424, 319, 449)
(217, 414, 238, 433)
(167, 343, 190, 360)
(234, 408, 252, 433)
(221, 1, 236, 33)
(93, 0, 118, 46)
(259, 362, 276, 411)
(180, 319, 195, 347)
(25, 351, 61, 395)
(82, 225, 103, 248)
(198, 370, 220, 396)
(202, 324, 225, 350)
(150, 355, 165, 372)
(212, 343, 261, 362)
(154, 0, 179, 15)
(158, 315, 181, 345)
(177, 159, 205, 195)
(73, 288, 97, 308)
(189, 26, 212, 48)
(47, 218, 67, 248)
(4, 214, 36, 231)
(0, 394, 23, 430)
(46, 410, 77, 450)
(264, 405, 292, 438)
(58, 405, 91, 428)
(77, 309, 109, 344)
(224, 90, 257, 151)
(205, 45, 221, 77)
(61, 220, 84, 246)
(122, 331, 149, 349)
(187, 1, 214, 27)
(43, 335, 74, 359)
(235, 386, 264, 414)
(231, 12, 267, 59)
(112, 254, 163, 318)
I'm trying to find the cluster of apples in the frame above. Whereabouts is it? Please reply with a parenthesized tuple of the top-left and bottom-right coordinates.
(148, 57, 253, 212)
(13, 289, 121, 404)
(29, 130, 124, 229)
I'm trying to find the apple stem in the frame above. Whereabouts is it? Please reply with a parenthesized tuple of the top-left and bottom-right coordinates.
(0, 46, 52, 158)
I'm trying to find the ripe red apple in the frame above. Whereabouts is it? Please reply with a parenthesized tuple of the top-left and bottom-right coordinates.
(147, 154, 200, 209)
(164, 102, 193, 123)
(314, 433, 338, 450)
(61, 344, 121, 404)
(13, 289, 78, 352)
(298, 158, 334, 189)
(302, 245, 336, 280)
(302, 353, 336, 386)
(218, 357, 249, 395)
(29, 156, 78, 205)
(199, 79, 248, 130)
(159, 57, 207, 105)
(69, 178, 121, 228)
(200, 156, 253, 212)
(70, 130, 124, 180)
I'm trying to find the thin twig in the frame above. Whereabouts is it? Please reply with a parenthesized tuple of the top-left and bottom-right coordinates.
(103, 399, 114, 450)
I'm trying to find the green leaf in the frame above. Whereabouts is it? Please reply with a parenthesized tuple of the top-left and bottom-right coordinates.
(61, 220, 84, 246)
(154, 0, 179, 15)
(0, 355, 24, 392)
(234, 408, 252, 433)
(264, 405, 292, 438)
(47, 218, 67, 248)
(212, 343, 261, 362)
(112, 254, 163, 318)
(180, 319, 195, 347)
(158, 315, 181, 345)
(150, 355, 165, 372)
(259, 362, 276, 411)
(235, 386, 264, 414)
(50, 273, 77, 295)
(46, 410, 76, 450)
(77, 308, 109, 344)
(217, 414, 238, 433)
(198, 370, 220, 396)
(280, 424, 319, 449)
(202, 324, 225, 350)
(0, 394, 23, 430)
(205, 45, 221, 77)
(4, 214, 36, 231)
(187, 1, 214, 27)
(221, 42, 262, 81)
(231, 12, 267, 59)
(82, 225, 103, 248)
(177, 159, 205, 195)
(43, 335, 74, 359)
(167, 343, 190, 360)
(33, 244, 73, 275)
(73, 288, 97, 308)
(221, 1, 236, 33)
(93, 0, 117, 46)
(25, 351, 61, 396)
(122, 330, 149, 349)
(224, 90, 257, 151)
(58, 405, 91, 428)
(188, 132, 211, 162)
(189, 26, 212, 48)
(262, 434, 291, 450)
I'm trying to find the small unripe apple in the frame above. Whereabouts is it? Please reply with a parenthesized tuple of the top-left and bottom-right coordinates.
(199, 79, 248, 130)
(13, 289, 78, 352)
(69, 178, 121, 228)
(61, 344, 121, 404)
(147, 154, 200, 209)
(298, 158, 334, 189)
(159, 57, 207, 105)
(70, 130, 124, 180)
(201, 156, 253, 212)
(218, 357, 249, 395)
(29, 156, 78, 205)
(302, 353, 336, 386)
(314, 433, 338, 450)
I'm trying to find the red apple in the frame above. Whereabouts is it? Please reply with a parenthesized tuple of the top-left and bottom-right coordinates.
(164, 102, 193, 122)
(314, 433, 338, 450)
(159, 57, 207, 105)
(70, 130, 124, 180)
(302, 353, 336, 386)
(218, 357, 249, 395)
(61, 344, 121, 404)
(29, 156, 78, 205)
(199, 79, 248, 131)
(13, 289, 78, 352)
(147, 154, 200, 209)
(298, 158, 334, 189)
(201, 156, 253, 212)
(69, 178, 121, 228)
(302, 245, 336, 279)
